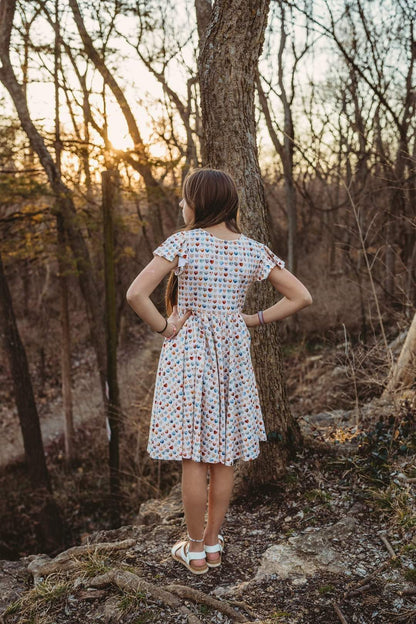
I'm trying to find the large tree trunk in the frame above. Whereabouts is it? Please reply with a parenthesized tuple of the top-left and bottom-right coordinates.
(198, 0, 302, 490)
(0, 251, 64, 551)
(383, 312, 416, 396)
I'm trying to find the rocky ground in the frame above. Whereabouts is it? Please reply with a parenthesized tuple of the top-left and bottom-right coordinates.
(1, 324, 415, 623)
(1, 394, 415, 624)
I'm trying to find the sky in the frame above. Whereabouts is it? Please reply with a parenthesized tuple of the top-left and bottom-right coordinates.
(1, 0, 403, 176)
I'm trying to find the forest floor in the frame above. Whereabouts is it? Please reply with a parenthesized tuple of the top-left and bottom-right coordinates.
(0, 326, 163, 469)
(0, 323, 415, 623)
(0, 396, 415, 624)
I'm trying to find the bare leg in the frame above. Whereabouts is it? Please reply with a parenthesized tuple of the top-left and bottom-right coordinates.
(181, 459, 209, 568)
(204, 462, 234, 562)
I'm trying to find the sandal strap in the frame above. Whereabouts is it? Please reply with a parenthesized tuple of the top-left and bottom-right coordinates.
(205, 543, 222, 553)
(181, 542, 206, 562)
(187, 549, 206, 561)
(205, 534, 224, 553)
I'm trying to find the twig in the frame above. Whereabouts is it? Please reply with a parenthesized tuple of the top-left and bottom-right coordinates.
(333, 602, 349, 624)
(399, 588, 416, 596)
(344, 560, 391, 597)
(380, 534, 396, 558)
(347, 583, 372, 596)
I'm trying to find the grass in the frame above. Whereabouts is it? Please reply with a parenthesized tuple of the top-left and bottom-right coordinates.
(118, 589, 147, 612)
(364, 483, 416, 530)
(74, 550, 113, 578)
(198, 604, 211, 615)
(4, 578, 71, 622)
(270, 611, 292, 621)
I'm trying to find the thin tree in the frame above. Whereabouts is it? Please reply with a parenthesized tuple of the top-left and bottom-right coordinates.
(54, 0, 75, 462)
(102, 169, 122, 525)
(67, 0, 175, 245)
(256, 0, 310, 274)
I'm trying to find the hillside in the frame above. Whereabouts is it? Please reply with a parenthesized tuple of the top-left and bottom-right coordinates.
(1, 390, 415, 624)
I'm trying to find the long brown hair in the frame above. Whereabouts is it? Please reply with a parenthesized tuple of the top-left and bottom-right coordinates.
(165, 168, 241, 315)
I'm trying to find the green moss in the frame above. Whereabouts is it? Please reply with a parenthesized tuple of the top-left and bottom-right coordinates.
(271, 611, 291, 621)
(318, 584, 335, 594)
(198, 604, 211, 614)
(403, 567, 416, 582)
(304, 489, 331, 502)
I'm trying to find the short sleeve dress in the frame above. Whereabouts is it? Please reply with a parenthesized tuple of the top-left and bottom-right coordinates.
(147, 227, 285, 466)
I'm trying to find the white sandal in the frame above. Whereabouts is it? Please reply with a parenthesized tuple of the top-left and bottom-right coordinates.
(204, 534, 225, 568)
(171, 539, 209, 575)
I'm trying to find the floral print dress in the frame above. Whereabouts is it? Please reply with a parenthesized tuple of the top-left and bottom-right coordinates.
(148, 227, 285, 466)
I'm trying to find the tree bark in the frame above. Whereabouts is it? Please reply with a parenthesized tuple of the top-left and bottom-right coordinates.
(102, 170, 122, 526)
(54, 0, 74, 462)
(383, 312, 416, 395)
(198, 0, 302, 489)
(195, 0, 212, 45)
(0, 251, 50, 491)
(0, 251, 64, 551)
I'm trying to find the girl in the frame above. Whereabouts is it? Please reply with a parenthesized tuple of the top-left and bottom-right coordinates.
(126, 168, 312, 575)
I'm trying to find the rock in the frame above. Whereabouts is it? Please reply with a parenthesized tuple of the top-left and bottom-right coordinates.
(103, 596, 123, 623)
(136, 483, 183, 526)
(291, 576, 308, 586)
(306, 409, 352, 425)
(27, 554, 52, 584)
(0, 559, 30, 611)
(86, 525, 144, 545)
(212, 580, 253, 598)
(255, 545, 318, 580)
(255, 516, 358, 581)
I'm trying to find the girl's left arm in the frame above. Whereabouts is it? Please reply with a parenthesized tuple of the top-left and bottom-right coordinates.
(126, 256, 191, 337)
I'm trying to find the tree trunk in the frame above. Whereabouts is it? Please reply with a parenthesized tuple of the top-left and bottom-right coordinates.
(383, 312, 416, 395)
(0, 251, 50, 491)
(54, 0, 74, 462)
(195, 0, 212, 44)
(0, 251, 64, 551)
(198, 0, 302, 490)
(102, 170, 122, 526)
(57, 216, 75, 461)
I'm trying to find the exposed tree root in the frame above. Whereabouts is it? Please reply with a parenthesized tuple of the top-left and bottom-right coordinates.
(90, 570, 251, 623)
(27, 539, 135, 580)
(90, 570, 203, 624)
(165, 583, 248, 622)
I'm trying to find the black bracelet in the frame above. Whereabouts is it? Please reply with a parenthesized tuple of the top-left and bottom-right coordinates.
(156, 318, 168, 334)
